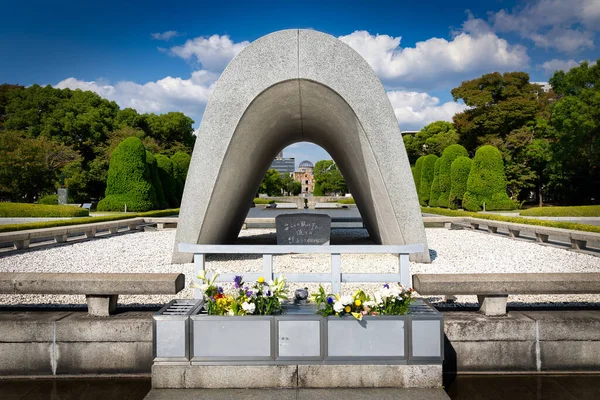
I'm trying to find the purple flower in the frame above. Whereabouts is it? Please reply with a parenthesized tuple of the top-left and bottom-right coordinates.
(246, 290, 254, 297)
(233, 275, 243, 289)
(266, 290, 272, 297)
(217, 286, 224, 294)
(327, 297, 333, 304)
(383, 283, 389, 289)
(209, 296, 215, 301)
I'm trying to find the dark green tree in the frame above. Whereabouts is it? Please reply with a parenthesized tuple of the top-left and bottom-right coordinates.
(419, 154, 438, 206)
(403, 121, 459, 164)
(428, 158, 442, 207)
(259, 169, 283, 196)
(413, 156, 425, 201)
(437, 144, 468, 208)
(97, 137, 158, 211)
(314, 160, 347, 195)
(463, 145, 515, 211)
(448, 156, 472, 209)
(155, 154, 179, 208)
(171, 151, 191, 201)
(146, 151, 168, 209)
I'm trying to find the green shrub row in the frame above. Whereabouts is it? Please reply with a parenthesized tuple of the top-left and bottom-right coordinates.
(0, 208, 180, 233)
(428, 158, 442, 207)
(0, 203, 89, 218)
(422, 207, 600, 234)
(38, 194, 59, 205)
(520, 205, 600, 217)
(253, 198, 275, 204)
(437, 144, 468, 208)
(419, 154, 438, 206)
(338, 198, 356, 204)
(448, 156, 471, 209)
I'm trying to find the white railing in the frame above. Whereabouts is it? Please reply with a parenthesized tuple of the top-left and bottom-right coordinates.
(178, 243, 424, 299)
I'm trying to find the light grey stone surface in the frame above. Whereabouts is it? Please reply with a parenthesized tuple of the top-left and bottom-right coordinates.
(477, 294, 508, 316)
(0, 311, 70, 342)
(0, 342, 53, 375)
(55, 341, 152, 374)
(144, 388, 451, 400)
(173, 29, 429, 263)
(444, 311, 535, 342)
(57, 188, 68, 205)
(540, 341, 600, 370)
(521, 310, 600, 341)
(449, 341, 537, 371)
(55, 311, 153, 342)
(297, 364, 442, 388)
(86, 294, 117, 316)
(276, 213, 331, 245)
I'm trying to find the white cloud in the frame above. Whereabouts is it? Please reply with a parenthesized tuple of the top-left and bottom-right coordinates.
(55, 70, 219, 120)
(387, 91, 468, 130)
(170, 34, 250, 71)
(541, 59, 582, 75)
(339, 30, 529, 90)
(490, 0, 600, 53)
(151, 31, 180, 41)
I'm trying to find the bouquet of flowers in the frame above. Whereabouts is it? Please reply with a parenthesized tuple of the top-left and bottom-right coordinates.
(193, 271, 288, 316)
(312, 283, 414, 321)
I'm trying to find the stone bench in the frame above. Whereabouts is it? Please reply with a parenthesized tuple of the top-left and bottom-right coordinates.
(413, 273, 600, 316)
(0, 218, 144, 250)
(0, 272, 185, 316)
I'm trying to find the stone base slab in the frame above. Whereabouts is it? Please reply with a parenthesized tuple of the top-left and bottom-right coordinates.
(151, 364, 442, 389)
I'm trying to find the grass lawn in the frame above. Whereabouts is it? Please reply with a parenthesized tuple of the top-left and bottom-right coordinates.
(520, 205, 600, 217)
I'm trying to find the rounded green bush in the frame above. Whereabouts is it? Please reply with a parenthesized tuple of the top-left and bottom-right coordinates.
(155, 154, 179, 208)
(419, 154, 438, 206)
(437, 144, 468, 208)
(428, 158, 442, 207)
(0, 202, 88, 217)
(448, 156, 472, 209)
(413, 156, 425, 201)
(38, 194, 58, 205)
(146, 152, 168, 210)
(97, 137, 158, 212)
(462, 145, 516, 211)
(171, 152, 191, 201)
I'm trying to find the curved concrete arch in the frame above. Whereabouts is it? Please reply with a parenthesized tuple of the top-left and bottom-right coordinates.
(173, 29, 430, 263)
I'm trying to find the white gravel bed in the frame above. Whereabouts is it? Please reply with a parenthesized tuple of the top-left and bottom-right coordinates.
(0, 228, 599, 308)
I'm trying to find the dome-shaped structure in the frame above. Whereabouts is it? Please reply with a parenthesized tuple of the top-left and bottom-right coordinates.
(299, 160, 314, 169)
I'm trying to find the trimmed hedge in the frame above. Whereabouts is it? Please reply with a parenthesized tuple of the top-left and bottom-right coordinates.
(414, 156, 425, 201)
(171, 152, 191, 201)
(146, 152, 168, 210)
(520, 205, 600, 217)
(253, 198, 275, 204)
(156, 154, 179, 208)
(419, 154, 438, 206)
(0, 203, 89, 218)
(463, 146, 515, 211)
(338, 198, 356, 204)
(428, 158, 442, 207)
(38, 194, 58, 205)
(422, 207, 600, 234)
(448, 156, 472, 209)
(98, 137, 158, 212)
(0, 209, 180, 233)
(437, 145, 468, 208)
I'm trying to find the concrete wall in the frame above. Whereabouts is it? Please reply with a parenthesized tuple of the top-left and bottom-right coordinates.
(3, 310, 600, 376)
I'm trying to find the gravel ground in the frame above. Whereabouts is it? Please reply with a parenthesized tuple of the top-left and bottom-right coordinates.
(1, 228, 599, 308)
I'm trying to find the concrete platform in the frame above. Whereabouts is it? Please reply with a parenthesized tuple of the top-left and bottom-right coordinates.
(144, 388, 450, 400)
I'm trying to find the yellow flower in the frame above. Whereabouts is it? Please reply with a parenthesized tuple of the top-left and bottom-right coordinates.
(351, 312, 363, 321)
(344, 306, 351, 313)
(257, 277, 265, 283)
(354, 299, 362, 306)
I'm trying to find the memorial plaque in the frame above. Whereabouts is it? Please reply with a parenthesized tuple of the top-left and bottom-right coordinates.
(58, 188, 68, 205)
(275, 213, 331, 245)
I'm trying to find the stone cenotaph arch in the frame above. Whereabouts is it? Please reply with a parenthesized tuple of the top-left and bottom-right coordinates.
(172, 29, 430, 263)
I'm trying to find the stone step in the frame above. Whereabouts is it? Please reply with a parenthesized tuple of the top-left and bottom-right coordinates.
(144, 388, 450, 400)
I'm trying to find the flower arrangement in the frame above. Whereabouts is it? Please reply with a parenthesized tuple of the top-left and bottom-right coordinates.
(312, 283, 414, 320)
(193, 271, 288, 316)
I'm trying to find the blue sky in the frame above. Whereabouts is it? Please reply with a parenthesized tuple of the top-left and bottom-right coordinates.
(2, 0, 599, 167)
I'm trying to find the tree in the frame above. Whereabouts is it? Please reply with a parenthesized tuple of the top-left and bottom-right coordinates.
(463, 145, 515, 211)
(419, 154, 438, 206)
(259, 169, 283, 196)
(413, 156, 425, 201)
(547, 60, 600, 204)
(155, 154, 179, 208)
(97, 137, 158, 211)
(281, 173, 301, 196)
(428, 158, 442, 207)
(146, 151, 168, 209)
(403, 121, 459, 164)
(171, 151, 191, 201)
(437, 144, 468, 208)
(448, 156, 471, 209)
(451, 72, 544, 151)
(314, 160, 347, 195)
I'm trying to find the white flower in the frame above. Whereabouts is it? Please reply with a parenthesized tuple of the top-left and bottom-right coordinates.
(340, 295, 353, 306)
(242, 302, 256, 314)
(333, 301, 344, 313)
(380, 288, 392, 299)
(200, 284, 209, 292)
(364, 301, 377, 308)
(374, 292, 383, 304)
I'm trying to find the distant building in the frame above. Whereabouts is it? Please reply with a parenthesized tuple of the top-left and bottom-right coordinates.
(532, 82, 552, 93)
(293, 160, 315, 194)
(270, 152, 295, 176)
(401, 131, 419, 136)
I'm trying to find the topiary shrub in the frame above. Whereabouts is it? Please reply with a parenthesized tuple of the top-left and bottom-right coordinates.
(462, 145, 516, 211)
(419, 154, 438, 206)
(448, 156, 472, 209)
(171, 152, 191, 201)
(146, 151, 168, 210)
(413, 156, 425, 202)
(428, 158, 442, 207)
(0, 202, 88, 217)
(38, 194, 58, 205)
(437, 144, 468, 208)
(97, 137, 158, 212)
(155, 154, 179, 208)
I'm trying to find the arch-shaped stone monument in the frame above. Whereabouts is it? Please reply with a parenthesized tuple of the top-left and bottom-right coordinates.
(172, 29, 430, 263)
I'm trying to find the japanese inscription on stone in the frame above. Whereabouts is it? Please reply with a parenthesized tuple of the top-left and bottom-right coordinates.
(275, 213, 331, 245)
